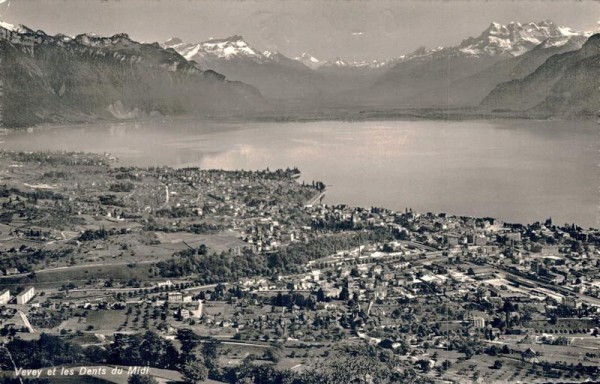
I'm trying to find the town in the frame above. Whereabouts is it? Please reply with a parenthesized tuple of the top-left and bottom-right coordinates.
(0, 150, 599, 384)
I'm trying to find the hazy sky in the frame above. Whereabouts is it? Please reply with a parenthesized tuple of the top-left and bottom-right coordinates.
(2, 0, 599, 61)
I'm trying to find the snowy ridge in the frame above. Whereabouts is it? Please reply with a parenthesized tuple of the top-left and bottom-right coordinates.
(456, 21, 586, 57)
(74, 33, 134, 48)
(295, 21, 588, 69)
(165, 35, 390, 71)
(0, 19, 141, 48)
(319, 57, 391, 70)
(409, 20, 589, 61)
(164, 35, 271, 63)
(294, 54, 391, 70)
(164, 21, 587, 72)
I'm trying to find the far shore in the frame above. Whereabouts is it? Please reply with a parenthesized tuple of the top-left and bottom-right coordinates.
(0, 106, 596, 132)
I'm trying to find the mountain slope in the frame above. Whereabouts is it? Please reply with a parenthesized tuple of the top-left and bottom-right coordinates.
(410, 34, 588, 107)
(481, 33, 600, 115)
(0, 23, 264, 127)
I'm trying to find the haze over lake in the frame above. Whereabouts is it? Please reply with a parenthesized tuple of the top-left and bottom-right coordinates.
(2, 119, 596, 228)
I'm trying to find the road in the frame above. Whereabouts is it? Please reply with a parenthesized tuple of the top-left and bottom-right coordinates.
(17, 310, 35, 333)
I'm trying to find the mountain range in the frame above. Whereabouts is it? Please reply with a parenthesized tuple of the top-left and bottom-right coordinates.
(163, 36, 323, 101)
(162, 35, 392, 101)
(0, 21, 265, 127)
(0, 19, 597, 127)
(165, 20, 596, 114)
(347, 21, 591, 108)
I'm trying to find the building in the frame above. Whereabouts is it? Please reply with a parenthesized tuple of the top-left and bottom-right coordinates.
(16, 286, 35, 305)
(446, 234, 460, 246)
(472, 317, 486, 328)
(0, 289, 9, 305)
(157, 280, 173, 288)
(167, 292, 183, 303)
(179, 308, 190, 320)
(505, 232, 522, 242)
(562, 296, 582, 310)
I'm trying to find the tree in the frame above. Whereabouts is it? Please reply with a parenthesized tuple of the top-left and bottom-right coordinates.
(338, 287, 350, 301)
(302, 345, 396, 383)
(441, 360, 452, 371)
(128, 375, 158, 384)
(110, 331, 179, 369)
(416, 359, 431, 372)
(263, 344, 284, 364)
(201, 337, 221, 377)
(181, 354, 208, 384)
(177, 328, 200, 355)
(316, 288, 326, 302)
(493, 360, 503, 369)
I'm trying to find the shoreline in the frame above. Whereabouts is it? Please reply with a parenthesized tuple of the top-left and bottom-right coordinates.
(0, 107, 596, 132)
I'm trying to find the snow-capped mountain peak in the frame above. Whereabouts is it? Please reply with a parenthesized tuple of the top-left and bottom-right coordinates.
(200, 35, 261, 59)
(293, 53, 322, 69)
(263, 50, 275, 59)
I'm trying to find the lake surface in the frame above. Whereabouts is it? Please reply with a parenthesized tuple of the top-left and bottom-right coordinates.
(1, 118, 597, 228)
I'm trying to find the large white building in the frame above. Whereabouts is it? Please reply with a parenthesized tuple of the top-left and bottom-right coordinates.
(0, 289, 9, 305)
(16, 286, 35, 305)
(167, 291, 183, 303)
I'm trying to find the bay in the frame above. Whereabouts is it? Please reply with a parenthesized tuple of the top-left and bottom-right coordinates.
(1, 118, 596, 228)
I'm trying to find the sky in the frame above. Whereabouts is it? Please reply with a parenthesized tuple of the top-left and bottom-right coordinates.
(1, 0, 599, 61)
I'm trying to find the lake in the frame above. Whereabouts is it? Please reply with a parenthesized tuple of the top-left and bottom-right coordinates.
(1, 118, 597, 228)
